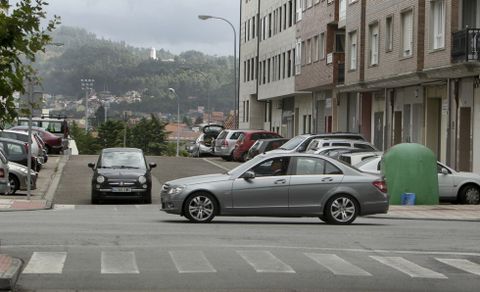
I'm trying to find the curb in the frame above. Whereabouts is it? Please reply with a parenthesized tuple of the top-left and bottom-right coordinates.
(0, 255, 23, 291)
(43, 154, 69, 209)
(369, 215, 480, 222)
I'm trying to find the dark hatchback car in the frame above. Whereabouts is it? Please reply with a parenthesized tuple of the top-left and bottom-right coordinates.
(88, 148, 157, 204)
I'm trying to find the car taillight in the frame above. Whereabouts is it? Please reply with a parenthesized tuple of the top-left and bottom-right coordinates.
(372, 180, 387, 193)
(0, 169, 4, 178)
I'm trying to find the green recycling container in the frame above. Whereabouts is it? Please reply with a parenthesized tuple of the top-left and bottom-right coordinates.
(382, 143, 439, 205)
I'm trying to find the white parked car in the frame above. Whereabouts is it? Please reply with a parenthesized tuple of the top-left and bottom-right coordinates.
(338, 152, 383, 165)
(306, 138, 378, 153)
(355, 156, 480, 204)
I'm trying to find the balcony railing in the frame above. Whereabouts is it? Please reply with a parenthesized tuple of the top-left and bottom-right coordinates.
(452, 28, 480, 62)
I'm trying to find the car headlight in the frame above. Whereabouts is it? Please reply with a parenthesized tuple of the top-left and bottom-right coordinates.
(138, 175, 147, 184)
(168, 186, 185, 195)
(96, 175, 105, 183)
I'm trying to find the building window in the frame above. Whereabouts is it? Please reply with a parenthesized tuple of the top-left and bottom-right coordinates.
(369, 22, 379, 65)
(335, 32, 345, 53)
(295, 39, 302, 74)
(288, 50, 292, 77)
(282, 52, 286, 79)
(339, 0, 346, 22)
(296, 0, 303, 22)
(401, 10, 414, 57)
(252, 16, 256, 39)
(313, 35, 319, 62)
(263, 60, 266, 84)
(349, 31, 357, 70)
(303, 115, 307, 134)
(319, 32, 325, 59)
(431, 0, 445, 49)
(246, 100, 249, 122)
(267, 58, 271, 83)
(243, 61, 247, 82)
(386, 16, 393, 52)
(306, 38, 312, 64)
(268, 13, 272, 38)
(289, 0, 293, 27)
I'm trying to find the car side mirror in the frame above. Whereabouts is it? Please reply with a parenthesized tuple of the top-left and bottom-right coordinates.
(88, 162, 95, 169)
(149, 162, 157, 168)
(298, 145, 307, 152)
(242, 171, 255, 180)
(441, 168, 448, 175)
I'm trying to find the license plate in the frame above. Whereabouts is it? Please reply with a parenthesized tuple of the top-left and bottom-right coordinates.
(112, 187, 131, 193)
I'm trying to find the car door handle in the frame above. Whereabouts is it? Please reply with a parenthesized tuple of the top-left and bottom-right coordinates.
(321, 177, 333, 182)
(274, 179, 287, 184)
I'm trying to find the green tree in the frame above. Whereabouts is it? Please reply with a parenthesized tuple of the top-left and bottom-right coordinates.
(0, 0, 60, 126)
(96, 120, 124, 149)
(69, 121, 100, 154)
(129, 114, 169, 155)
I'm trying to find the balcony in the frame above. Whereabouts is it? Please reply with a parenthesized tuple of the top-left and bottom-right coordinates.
(452, 28, 480, 62)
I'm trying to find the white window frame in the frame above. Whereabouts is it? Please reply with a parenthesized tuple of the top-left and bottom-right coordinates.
(431, 0, 445, 50)
(385, 16, 393, 52)
(339, 0, 346, 22)
(319, 32, 325, 59)
(349, 31, 357, 70)
(295, 39, 302, 75)
(296, 0, 303, 21)
(401, 10, 414, 57)
(306, 38, 312, 64)
(369, 22, 379, 65)
(313, 35, 319, 62)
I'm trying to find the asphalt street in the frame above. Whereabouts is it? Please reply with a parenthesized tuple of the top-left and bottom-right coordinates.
(1, 155, 479, 291)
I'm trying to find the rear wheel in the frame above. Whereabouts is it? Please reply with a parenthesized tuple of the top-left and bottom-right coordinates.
(9, 174, 19, 195)
(184, 192, 217, 223)
(324, 195, 359, 225)
(458, 185, 480, 205)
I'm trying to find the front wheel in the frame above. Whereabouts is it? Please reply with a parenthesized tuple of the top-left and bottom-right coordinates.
(143, 191, 152, 204)
(324, 195, 359, 225)
(91, 191, 100, 204)
(458, 185, 480, 205)
(184, 193, 217, 223)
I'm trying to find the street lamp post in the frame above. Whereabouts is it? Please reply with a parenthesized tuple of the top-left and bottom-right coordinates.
(168, 88, 180, 157)
(81, 79, 95, 133)
(25, 42, 63, 199)
(198, 14, 238, 129)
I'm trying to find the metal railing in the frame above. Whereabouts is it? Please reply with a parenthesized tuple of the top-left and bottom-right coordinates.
(452, 28, 480, 62)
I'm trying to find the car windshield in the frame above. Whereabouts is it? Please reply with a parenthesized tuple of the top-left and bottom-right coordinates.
(99, 151, 146, 169)
(279, 136, 307, 150)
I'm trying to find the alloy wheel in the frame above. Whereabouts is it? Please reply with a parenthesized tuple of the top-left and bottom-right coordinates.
(463, 187, 480, 205)
(187, 195, 215, 222)
(326, 196, 358, 224)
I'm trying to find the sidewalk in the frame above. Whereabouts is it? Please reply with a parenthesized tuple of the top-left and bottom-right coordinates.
(371, 205, 480, 221)
(0, 154, 68, 212)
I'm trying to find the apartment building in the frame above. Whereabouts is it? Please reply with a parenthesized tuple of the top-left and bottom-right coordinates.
(238, 0, 480, 171)
(240, 0, 310, 138)
(295, 0, 342, 135)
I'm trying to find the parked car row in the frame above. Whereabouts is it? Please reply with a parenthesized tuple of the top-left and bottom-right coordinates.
(0, 122, 64, 195)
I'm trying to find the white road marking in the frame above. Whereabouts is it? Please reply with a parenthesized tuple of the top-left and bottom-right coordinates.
(101, 251, 139, 274)
(23, 252, 67, 274)
(237, 250, 295, 273)
(370, 256, 447, 279)
(53, 204, 75, 210)
(436, 258, 480, 276)
(169, 251, 216, 273)
(202, 158, 231, 171)
(305, 253, 372, 276)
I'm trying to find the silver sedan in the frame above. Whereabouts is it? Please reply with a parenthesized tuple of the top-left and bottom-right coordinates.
(161, 153, 389, 224)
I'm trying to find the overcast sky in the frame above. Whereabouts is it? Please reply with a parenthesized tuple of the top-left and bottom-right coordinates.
(43, 0, 240, 56)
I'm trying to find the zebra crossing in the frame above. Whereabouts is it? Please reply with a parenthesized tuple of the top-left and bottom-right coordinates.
(18, 249, 480, 279)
